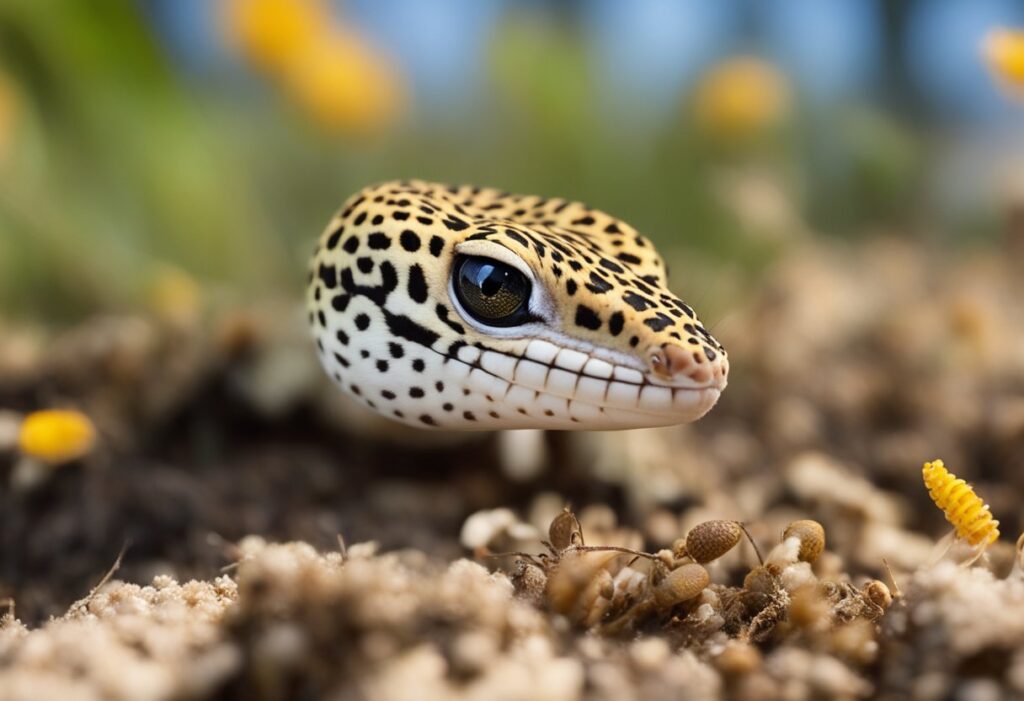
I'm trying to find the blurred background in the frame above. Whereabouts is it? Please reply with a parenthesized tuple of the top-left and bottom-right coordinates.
(1, 0, 1024, 629)
(1, 0, 1023, 322)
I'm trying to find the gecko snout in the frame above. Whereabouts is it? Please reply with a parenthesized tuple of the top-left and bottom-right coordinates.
(649, 343, 729, 388)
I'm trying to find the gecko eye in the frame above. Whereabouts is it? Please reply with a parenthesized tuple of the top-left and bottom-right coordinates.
(453, 255, 533, 327)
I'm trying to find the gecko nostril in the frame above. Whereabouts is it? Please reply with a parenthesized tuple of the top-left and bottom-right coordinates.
(650, 343, 727, 385)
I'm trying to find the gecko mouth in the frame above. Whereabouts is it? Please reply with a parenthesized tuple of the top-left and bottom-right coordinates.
(426, 337, 725, 428)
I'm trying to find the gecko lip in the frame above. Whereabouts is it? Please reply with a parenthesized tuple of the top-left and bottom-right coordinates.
(424, 337, 726, 428)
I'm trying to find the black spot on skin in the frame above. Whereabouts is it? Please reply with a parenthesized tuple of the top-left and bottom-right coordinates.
(393, 211, 410, 221)
(412, 358, 426, 372)
(552, 265, 563, 279)
(644, 313, 673, 332)
(585, 271, 612, 294)
(355, 314, 370, 331)
(333, 353, 349, 368)
(623, 292, 653, 312)
(604, 223, 621, 234)
(608, 311, 625, 336)
(331, 290, 352, 311)
(420, 414, 436, 426)
(506, 231, 529, 247)
(343, 236, 360, 253)
(350, 384, 361, 396)
(704, 347, 717, 361)
(435, 381, 444, 392)
(318, 264, 338, 288)
(616, 252, 642, 265)
(566, 279, 578, 296)
(436, 304, 466, 335)
(376, 359, 389, 372)
(360, 350, 370, 359)
(551, 250, 564, 263)
(381, 390, 396, 400)
(384, 311, 440, 348)
(446, 341, 467, 361)
(575, 305, 602, 330)
(568, 260, 583, 272)
(372, 214, 384, 225)
(393, 410, 404, 419)
(443, 403, 454, 412)
(357, 257, 374, 274)
(676, 301, 695, 318)
(572, 216, 595, 226)
(442, 215, 468, 231)
(429, 236, 445, 257)
(388, 342, 404, 358)
(317, 310, 326, 327)
(326, 226, 344, 249)
(400, 230, 421, 252)
(417, 216, 433, 226)
(599, 258, 625, 274)
(410, 387, 425, 398)
(340, 261, 398, 307)
(353, 212, 367, 226)
(367, 233, 391, 250)
(463, 411, 476, 421)
(488, 411, 500, 419)
(336, 329, 349, 345)
(629, 336, 640, 347)
(407, 264, 429, 304)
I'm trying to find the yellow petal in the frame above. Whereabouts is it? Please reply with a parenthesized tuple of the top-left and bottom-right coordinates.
(18, 410, 97, 464)
(983, 28, 1024, 88)
(222, 0, 329, 73)
(280, 29, 405, 135)
(693, 57, 790, 141)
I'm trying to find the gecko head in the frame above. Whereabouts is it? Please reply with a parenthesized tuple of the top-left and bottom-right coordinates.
(309, 181, 727, 430)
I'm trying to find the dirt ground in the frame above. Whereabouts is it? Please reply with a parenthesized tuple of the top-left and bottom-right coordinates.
(2, 239, 1024, 700)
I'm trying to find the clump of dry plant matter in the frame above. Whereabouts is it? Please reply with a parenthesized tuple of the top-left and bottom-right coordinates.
(498, 506, 888, 653)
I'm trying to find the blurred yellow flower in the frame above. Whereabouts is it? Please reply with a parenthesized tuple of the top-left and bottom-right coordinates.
(222, 0, 328, 73)
(221, 0, 405, 135)
(982, 28, 1024, 97)
(148, 265, 203, 326)
(18, 409, 97, 464)
(280, 29, 405, 135)
(693, 57, 790, 141)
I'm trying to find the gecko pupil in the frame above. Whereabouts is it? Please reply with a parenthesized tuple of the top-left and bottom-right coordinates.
(454, 255, 532, 327)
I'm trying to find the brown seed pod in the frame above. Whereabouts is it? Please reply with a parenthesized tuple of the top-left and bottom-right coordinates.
(782, 520, 826, 563)
(653, 563, 710, 609)
(685, 520, 743, 563)
(549, 507, 583, 551)
(862, 580, 892, 610)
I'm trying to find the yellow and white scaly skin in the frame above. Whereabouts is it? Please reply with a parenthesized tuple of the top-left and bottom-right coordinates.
(307, 180, 728, 430)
